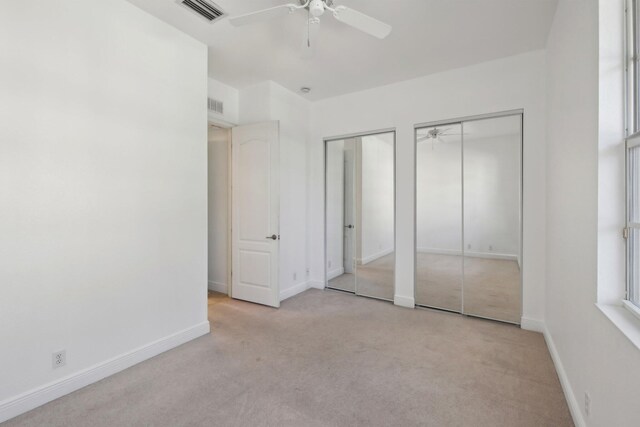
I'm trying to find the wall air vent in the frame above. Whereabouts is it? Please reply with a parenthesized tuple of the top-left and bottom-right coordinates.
(178, 0, 225, 23)
(208, 97, 224, 115)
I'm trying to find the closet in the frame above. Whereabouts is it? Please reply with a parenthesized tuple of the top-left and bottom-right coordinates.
(325, 131, 396, 301)
(415, 112, 522, 323)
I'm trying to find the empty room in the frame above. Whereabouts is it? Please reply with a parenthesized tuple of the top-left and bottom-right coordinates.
(1, 0, 640, 426)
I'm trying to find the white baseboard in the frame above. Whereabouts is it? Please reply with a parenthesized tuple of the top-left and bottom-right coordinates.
(0, 321, 210, 424)
(394, 294, 415, 308)
(359, 247, 394, 265)
(307, 280, 325, 290)
(208, 280, 228, 294)
(417, 247, 518, 262)
(540, 324, 586, 427)
(280, 281, 312, 301)
(520, 316, 545, 333)
(326, 267, 344, 281)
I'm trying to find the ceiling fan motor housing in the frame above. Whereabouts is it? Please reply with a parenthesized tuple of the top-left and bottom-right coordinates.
(309, 0, 325, 17)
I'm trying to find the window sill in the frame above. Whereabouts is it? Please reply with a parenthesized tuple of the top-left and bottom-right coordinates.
(596, 302, 640, 351)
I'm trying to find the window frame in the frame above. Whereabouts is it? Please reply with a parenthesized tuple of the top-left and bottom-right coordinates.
(626, 0, 640, 310)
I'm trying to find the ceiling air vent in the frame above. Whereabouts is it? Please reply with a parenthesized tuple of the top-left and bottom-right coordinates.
(177, 0, 225, 23)
(208, 97, 224, 115)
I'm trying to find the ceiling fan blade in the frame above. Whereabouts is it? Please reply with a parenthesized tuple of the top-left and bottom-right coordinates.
(229, 4, 298, 27)
(332, 6, 392, 39)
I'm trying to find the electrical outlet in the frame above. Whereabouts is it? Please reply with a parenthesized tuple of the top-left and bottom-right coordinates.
(306, 267, 310, 276)
(52, 350, 66, 369)
(328, 260, 332, 268)
(467, 244, 471, 250)
(293, 272, 297, 281)
(584, 392, 591, 417)
(489, 245, 493, 251)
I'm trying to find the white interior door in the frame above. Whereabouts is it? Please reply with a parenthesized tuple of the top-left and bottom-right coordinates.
(231, 121, 280, 307)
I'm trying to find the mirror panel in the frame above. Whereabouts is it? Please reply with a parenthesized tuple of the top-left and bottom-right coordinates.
(462, 115, 522, 323)
(326, 138, 356, 293)
(415, 124, 463, 312)
(355, 133, 395, 301)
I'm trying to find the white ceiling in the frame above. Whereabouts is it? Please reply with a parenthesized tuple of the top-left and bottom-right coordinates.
(127, 0, 558, 101)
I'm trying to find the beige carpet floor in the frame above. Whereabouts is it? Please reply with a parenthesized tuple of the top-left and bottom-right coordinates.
(329, 253, 521, 323)
(4, 290, 572, 427)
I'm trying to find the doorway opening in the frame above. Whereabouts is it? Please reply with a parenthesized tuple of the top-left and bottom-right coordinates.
(207, 121, 282, 309)
(208, 123, 232, 308)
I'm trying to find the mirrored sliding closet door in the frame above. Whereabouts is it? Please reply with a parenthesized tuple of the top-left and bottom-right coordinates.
(415, 113, 522, 324)
(325, 132, 395, 302)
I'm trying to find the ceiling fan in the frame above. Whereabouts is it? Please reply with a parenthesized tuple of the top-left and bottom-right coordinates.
(229, 0, 392, 40)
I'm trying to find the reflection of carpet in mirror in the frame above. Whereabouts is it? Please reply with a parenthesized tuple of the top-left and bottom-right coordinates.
(327, 254, 395, 300)
(328, 272, 355, 292)
(356, 253, 395, 301)
(416, 253, 521, 324)
(329, 252, 521, 324)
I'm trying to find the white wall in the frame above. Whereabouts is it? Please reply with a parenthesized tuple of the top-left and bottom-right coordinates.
(544, 1, 640, 426)
(308, 50, 547, 316)
(0, 0, 209, 421)
(208, 127, 229, 293)
(239, 81, 311, 300)
(359, 133, 395, 263)
(208, 77, 239, 126)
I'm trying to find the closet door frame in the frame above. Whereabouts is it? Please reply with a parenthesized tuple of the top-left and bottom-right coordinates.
(413, 109, 524, 324)
(323, 128, 397, 302)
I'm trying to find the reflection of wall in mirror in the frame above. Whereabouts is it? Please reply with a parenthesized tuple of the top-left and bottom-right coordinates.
(326, 140, 345, 279)
(417, 133, 521, 262)
(464, 134, 521, 261)
(359, 133, 395, 265)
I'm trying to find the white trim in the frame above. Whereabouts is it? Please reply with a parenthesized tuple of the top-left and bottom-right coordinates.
(207, 114, 235, 129)
(394, 294, 415, 308)
(358, 247, 394, 265)
(623, 298, 640, 321)
(541, 325, 586, 427)
(326, 267, 344, 281)
(280, 281, 311, 301)
(597, 303, 640, 351)
(414, 109, 525, 129)
(0, 321, 210, 424)
(520, 316, 545, 332)
(417, 247, 519, 261)
(308, 280, 325, 290)
(208, 280, 228, 294)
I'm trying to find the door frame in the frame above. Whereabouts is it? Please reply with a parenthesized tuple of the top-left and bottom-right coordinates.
(413, 109, 524, 324)
(323, 128, 397, 302)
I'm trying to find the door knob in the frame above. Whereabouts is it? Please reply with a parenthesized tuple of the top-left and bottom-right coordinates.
(266, 234, 278, 240)
(344, 225, 354, 229)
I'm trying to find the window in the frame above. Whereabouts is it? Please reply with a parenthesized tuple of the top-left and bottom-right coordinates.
(627, 0, 640, 310)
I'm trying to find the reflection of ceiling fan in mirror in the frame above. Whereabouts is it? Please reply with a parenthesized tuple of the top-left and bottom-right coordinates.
(229, 0, 393, 42)
(417, 127, 462, 150)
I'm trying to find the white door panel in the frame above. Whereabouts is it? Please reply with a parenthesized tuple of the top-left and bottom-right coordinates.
(231, 122, 280, 307)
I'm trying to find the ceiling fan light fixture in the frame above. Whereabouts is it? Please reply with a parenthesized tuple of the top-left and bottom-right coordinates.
(300, 87, 311, 94)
